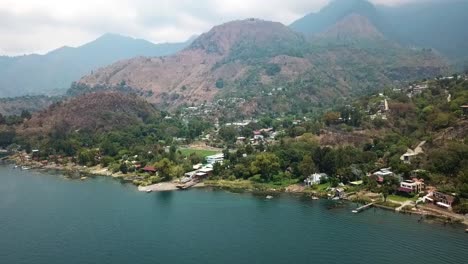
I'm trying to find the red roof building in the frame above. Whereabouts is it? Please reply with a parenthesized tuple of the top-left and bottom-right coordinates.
(143, 166, 157, 173)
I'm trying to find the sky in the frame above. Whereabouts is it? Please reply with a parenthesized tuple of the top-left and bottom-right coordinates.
(0, 0, 437, 56)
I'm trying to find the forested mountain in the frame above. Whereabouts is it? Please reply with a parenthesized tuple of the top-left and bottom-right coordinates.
(0, 34, 193, 98)
(290, 0, 468, 60)
(75, 18, 446, 110)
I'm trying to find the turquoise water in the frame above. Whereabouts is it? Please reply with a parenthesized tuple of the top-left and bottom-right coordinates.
(0, 165, 466, 264)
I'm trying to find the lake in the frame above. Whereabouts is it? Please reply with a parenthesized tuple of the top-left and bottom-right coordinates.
(0, 165, 466, 264)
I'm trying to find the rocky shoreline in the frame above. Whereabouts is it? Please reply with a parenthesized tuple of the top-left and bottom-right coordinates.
(5, 155, 468, 229)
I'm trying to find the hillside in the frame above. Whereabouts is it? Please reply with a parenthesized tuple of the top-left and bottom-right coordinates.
(76, 18, 446, 110)
(291, 0, 468, 60)
(0, 96, 60, 116)
(17, 92, 158, 140)
(0, 34, 193, 98)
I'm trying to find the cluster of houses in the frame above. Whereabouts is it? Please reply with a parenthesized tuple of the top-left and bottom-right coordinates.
(180, 97, 247, 123)
(180, 153, 224, 183)
(236, 127, 279, 146)
(407, 83, 429, 98)
(303, 166, 458, 210)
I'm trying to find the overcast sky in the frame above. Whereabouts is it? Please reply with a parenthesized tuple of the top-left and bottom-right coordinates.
(0, 0, 439, 56)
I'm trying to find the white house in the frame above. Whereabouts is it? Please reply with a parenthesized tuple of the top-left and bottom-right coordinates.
(304, 173, 327, 186)
(398, 179, 425, 194)
(206, 153, 224, 164)
(373, 168, 394, 177)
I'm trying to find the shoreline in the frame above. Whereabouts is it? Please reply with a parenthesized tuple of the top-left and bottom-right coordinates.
(4, 157, 468, 229)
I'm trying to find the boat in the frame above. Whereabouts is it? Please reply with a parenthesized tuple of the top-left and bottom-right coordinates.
(352, 210, 358, 213)
(146, 189, 152, 193)
(266, 195, 274, 199)
(21, 166, 30, 170)
(311, 196, 319, 200)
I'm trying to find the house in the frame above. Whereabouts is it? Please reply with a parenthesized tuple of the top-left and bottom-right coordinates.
(206, 153, 224, 164)
(236, 137, 247, 145)
(398, 178, 425, 194)
(400, 141, 425, 164)
(199, 166, 214, 176)
(253, 131, 264, 140)
(425, 191, 457, 209)
(373, 168, 394, 177)
(371, 168, 395, 183)
(142, 166, 157, 175)
(304, 173, 327, 186)
(193, 163, 203, 170)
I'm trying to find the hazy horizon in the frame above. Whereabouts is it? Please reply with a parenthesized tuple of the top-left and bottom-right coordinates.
(0, 0, 456, 56)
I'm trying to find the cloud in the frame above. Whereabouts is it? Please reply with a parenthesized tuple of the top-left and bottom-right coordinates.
(0, 0, 450, 55)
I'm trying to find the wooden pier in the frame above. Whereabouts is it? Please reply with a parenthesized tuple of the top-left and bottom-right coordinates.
(352, 203, 374, 213)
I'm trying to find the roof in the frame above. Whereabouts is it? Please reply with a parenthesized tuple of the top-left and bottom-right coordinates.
(434, 192, 456, 203)
(350, 180, 363, 186)
(206, 153, 224, 160)
(143, 166, 157, 172)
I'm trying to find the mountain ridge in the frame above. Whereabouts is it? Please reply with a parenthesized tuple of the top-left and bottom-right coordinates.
(75, 18, 447, 111)
(290, 0, 468, 59)
(0, 34, 194, 98)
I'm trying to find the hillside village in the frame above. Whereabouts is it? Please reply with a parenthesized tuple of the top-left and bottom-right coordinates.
(2, 72, 466, 222)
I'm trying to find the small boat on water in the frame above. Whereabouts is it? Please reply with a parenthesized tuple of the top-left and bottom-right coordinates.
(146, 189, 152, 193)
(311, 196, 319, 200)
(266, 195, 274, 199)
(352, 210, 359, 213)
(21, 166, 30, 170)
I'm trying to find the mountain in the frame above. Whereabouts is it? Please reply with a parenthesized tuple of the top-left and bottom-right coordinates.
(290, 0, 382, 37)
(290, 0, 468, 60)
(75, 18, 446, 111)
(379, 0, 468, 59)
(0, 34, 193, 98)
(17, 91, 158, 140)
(317, 13, 384, 41)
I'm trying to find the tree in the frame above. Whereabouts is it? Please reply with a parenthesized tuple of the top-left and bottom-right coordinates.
(155, 158, 174, 181)
(299, 155, 316, 177)
(250, 153, 280, 181)
(323, 111, 340, 126)
(381, 185, 391, 202)
(219, 126, 238, 143)
(119, 162, 128, 174)
(265, 64, 281, 76)
(169, 165, 185, 179)
(0, 129, 15, 147)
(20, 110, 32, 120)
(215, 79, 224, 89)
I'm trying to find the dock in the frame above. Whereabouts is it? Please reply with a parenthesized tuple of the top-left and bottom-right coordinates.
(352, 203, 374, 213)
(176, 180, 200, 190)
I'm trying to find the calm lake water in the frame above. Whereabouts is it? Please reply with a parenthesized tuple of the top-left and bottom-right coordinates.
(0, 165, 466, 264)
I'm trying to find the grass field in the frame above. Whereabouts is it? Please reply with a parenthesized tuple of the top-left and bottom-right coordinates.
(179, 148, 220, 158)
(388, 194, 418, 202)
